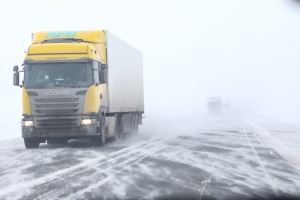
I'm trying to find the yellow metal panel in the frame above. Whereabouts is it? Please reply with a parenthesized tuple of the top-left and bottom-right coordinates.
(25, 43, 103, 62)
(98, 43, 106, 64)
(28, 43, 88, 55)
(24, 55, 89, 61)
(26, 30, 107, 63)
(22, 88, 31, 115)
(83, 84, 107, 114)
(32, 30, 105, 45)
(86, 44, 102, 63)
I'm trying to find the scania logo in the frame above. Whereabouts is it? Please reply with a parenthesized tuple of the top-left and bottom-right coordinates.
(44, 91, 70, 95)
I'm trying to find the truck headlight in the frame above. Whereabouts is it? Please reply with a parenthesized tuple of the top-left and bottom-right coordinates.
(21, 121, 33, 127)
(81, 119, 97, 125)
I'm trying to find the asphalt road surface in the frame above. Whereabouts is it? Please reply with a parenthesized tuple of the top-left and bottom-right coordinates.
(1, 113, 300, 200)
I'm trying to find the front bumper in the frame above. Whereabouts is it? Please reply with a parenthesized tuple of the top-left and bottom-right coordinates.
(22, 125, 98, 138)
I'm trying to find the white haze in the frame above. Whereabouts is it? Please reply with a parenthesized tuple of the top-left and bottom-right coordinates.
(0, 0, 300, 139)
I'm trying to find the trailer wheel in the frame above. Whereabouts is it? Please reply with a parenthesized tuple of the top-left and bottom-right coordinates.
(134, 113, 139, 134)
(24, 138, 40, 149)
(130, 113, 135, 135)
(130, 113, 138, 135)
(114, 114, 119, 140)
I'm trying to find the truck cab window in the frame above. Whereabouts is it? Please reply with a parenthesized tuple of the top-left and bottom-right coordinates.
(93, 61, 99, 83)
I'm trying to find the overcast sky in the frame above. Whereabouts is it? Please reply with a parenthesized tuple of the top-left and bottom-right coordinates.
(0, 0, 299, 138)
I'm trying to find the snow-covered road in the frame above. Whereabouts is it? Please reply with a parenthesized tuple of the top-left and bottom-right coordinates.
(0, 113, 300, 200)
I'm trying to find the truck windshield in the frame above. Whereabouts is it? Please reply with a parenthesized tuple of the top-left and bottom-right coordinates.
(208, 102, 220, 107)
(24, 62, 93, 88)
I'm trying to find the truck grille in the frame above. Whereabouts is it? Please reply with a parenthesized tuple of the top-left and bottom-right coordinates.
(36, 109, 78, 114)
(35, 98, 79, 103)
(36, 103, 79, 108)
(33, 98, 81, 116)
(34, 117, 80, 128)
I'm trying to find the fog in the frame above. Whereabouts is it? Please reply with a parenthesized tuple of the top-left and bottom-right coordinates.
(0, 0, 299, 139)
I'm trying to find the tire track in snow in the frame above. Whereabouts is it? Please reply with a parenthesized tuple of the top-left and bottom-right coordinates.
(245, 117, 300, 169)
(195, 120, 229, 200)
(35, 136, 175, 200)
(63, 144, 167, 200)
(241, 119, 280, 198)
(0, 136, 171, 199)
(4, 135, 176, 200)
(196, 153, 222, 200)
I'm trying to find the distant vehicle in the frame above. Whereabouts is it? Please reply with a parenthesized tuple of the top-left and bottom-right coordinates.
(13, 30, 144, 148)
(222, 101, 230, 110)
(207, 96, 221, 114)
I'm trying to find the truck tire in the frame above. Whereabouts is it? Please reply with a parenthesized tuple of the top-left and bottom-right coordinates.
(99, 115, 106, 146)
(114, 114, 119, 140)
(100, 115, 106, 146)
(130, 113, 138, 135)
(130, 113, 135, 135)
(24, 138, 40, 149)
(91, 115, 106, 146)
(134, 113, 139, 134)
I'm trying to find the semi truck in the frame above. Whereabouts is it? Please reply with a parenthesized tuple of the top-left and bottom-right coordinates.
(13, 30, 144, 148)
(207, 96, 221, 114)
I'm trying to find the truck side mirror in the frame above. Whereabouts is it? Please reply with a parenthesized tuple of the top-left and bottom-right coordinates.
(99, 70, 107, 84)
(13, 65, 19, 72)
(13, 72, 19, 86)
(100, 64, 107, 70)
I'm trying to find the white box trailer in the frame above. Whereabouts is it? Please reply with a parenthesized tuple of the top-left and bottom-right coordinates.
(105, 31, 144, 113)
(104, 31, 144, 137)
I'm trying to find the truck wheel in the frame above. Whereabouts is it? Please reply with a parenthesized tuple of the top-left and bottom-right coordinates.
(130, 113, 138, 135)
(24, 138, 40, 149)
(92, 115, 106, 146)
(134, 113, 139, 134)
(114, 114, 119, 140)
(100, 115, 106, 146)
(130, 113, 135, 135)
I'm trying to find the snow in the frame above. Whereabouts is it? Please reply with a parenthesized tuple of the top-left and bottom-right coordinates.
(245, 114, 300, 170)
(0, 113, 300, 199)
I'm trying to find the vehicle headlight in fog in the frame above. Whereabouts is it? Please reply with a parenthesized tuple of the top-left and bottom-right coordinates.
(21, 121, 33, 127)
(81, 119, 97, 125)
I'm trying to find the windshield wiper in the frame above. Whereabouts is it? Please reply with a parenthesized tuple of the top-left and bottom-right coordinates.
(53, 84, 80, 88)
(26, 85, 49, 89)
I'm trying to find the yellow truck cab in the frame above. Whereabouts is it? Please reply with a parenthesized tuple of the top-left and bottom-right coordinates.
(13, 31, 144, 148)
